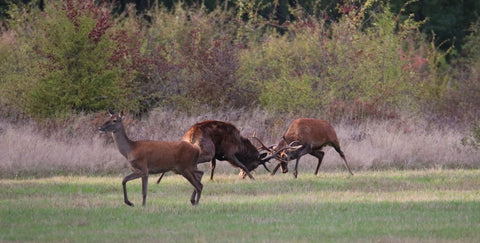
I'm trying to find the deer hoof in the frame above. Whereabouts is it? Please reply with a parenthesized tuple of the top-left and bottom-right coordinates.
(125, 201, 134, 207)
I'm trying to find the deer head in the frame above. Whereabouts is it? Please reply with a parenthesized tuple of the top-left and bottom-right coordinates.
(99, 109, 125, 133)
(273, 139, 303, 173)
(252, 136, 302, 173)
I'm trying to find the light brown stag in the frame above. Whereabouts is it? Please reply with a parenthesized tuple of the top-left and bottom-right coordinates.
(258, 118, 354, 178)
(99, 110, 203, 206)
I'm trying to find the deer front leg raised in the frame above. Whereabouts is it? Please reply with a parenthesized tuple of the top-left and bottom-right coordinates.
(122, 172, 142, 207)
(225, 154, 255, 180)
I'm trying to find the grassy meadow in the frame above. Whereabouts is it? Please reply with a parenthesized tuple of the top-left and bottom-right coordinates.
(1, 110, 479, 242)
(1, 170, 479, 242)
(1, 1, 480, 241)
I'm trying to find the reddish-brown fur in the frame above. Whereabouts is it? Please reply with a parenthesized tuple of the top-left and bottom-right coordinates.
(156, 121, 269, 183)
(99, 110, 203, 206)
(271, 118, 354, 178)
(181, 120, 267, 180)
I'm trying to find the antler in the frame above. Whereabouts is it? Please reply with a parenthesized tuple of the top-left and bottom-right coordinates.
(288, 140, 301, 146)
(260, 162, 271, 172)
(260, 143, 302, 163)
(250, 136, 274, 152)
(261, 148, 287, 163)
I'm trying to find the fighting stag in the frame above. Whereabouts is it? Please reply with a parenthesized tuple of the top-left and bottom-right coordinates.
(158, 120, 272, 182)
(99, 110, 203, 206)
(259, 118, 354, 178)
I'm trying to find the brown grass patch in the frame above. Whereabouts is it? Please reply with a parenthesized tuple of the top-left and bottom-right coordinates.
(1, 109, 479, 177)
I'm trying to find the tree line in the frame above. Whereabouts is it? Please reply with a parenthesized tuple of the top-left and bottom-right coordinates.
(2, 0, 479, 52)
(0, 0, 479, 123)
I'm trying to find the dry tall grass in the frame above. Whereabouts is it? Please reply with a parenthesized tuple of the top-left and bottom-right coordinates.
(1, 109, 478, 178)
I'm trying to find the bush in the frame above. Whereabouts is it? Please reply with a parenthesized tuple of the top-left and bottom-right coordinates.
(142, 5, 248, 111)
(1, 0, 136, 119)
(1, 0, 478, 122)
(443, 22, 480, 120)
(242, 1, 426, 119)
(462, 122, 480, 150)
(0, 3, 43, 119)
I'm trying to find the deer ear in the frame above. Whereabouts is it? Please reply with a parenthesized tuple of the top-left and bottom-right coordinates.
(108, 108, 115, 117)
(119, 110, 125, 119)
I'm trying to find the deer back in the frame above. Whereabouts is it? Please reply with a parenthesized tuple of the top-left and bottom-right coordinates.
(284, 118, 340, 148)
(182, 120, 261, 168)
(183, 120, 242, 155)
(130, 140, 199, 173)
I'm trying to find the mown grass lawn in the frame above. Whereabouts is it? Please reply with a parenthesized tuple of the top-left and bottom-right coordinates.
(1, 170, 479, 242)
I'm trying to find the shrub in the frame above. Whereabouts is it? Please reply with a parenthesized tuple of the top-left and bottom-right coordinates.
(243, 1, 426, 119)
(442, 22, 480, 120)
(143, 5, 247, 111)
(0, 3, 44, 119)
(1, 0, 476, 122)
(462, 122, 480, 150)
(1, 0, 137, 119)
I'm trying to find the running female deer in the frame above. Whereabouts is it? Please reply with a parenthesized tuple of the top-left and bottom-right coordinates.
(99, 110, 203, 206)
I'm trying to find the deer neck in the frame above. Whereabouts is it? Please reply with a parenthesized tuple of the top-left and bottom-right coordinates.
(276, 139, 287, 151)
(112, 124, 133, 159)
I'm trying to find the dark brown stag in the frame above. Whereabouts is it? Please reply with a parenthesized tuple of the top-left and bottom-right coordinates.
(157, 120, 271, 183)
(260, 118, 354, 178)
(99, 110, 203, 206)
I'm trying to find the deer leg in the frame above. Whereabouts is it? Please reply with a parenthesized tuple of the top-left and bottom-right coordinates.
(292, 146, 310, 178)
(194, 170, 204, 203)
(333, 145, 354, 176)
(210, 158, 216, 180)
(194, 170, 204, 181)
(156, 173, 165, 184)
(293, 158, 300, 178)
(122, 172, 142, 207)
(182, 169, 203, 205)
(141, 175, 148, 206)
(293, 145, 310, 178)
(238, 170, 245, 179)
(310, 150, 325, 175)
(226, 155, 255, 180)
(271, 163, 282, 176)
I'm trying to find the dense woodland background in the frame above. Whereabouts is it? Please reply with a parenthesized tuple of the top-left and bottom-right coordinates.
(0, 0, 479, 120)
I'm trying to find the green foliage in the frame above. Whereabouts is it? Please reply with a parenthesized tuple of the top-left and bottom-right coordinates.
(325, 2, 410, 105)
(26, 16, 122, 117)
(390, 0, 480, 52)
(443, 22, 480, 119)
(0, 3, 43, 117)
(1, 0, 479, 120)
(1, 0, 133, 119)
(245, 1, 424, 118)
(142, 4, 251, 111)
(261, 75, 323, 112)
(462, 122, 480, 150)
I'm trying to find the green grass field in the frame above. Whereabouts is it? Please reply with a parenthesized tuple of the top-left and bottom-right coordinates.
(1, 170, 479, 242)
